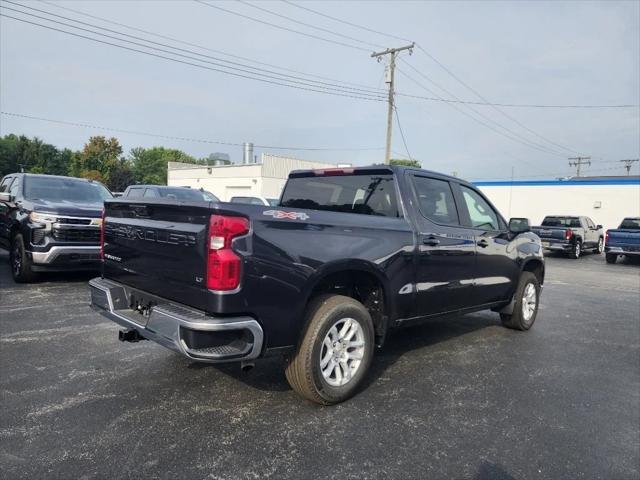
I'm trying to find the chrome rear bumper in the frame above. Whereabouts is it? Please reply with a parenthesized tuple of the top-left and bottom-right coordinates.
(89, 277, 264, 363)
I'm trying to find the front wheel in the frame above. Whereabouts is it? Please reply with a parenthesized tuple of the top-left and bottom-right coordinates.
(570, 240, 582, 259)
(605, 253, 617, 264)
(594, 237, 604, 254)
(10, 233, 37, 283)
(500, 272, 540, 331)
(285, 295, 374, 405)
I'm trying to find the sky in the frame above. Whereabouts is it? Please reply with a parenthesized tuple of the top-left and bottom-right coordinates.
(1, 0, 639, 180)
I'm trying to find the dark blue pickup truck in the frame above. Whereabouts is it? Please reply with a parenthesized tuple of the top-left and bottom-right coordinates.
(89, 165, 545, 404)
(605, 217, 640, 264)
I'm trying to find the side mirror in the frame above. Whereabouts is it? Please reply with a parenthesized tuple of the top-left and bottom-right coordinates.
(596, 224, 603, 230)
(508, 217, 530, 234)
(0, 192, 12, 202)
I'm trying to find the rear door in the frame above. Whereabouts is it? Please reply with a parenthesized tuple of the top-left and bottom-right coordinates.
(455, 184, 520, 306)
(408, 173, 477, 316)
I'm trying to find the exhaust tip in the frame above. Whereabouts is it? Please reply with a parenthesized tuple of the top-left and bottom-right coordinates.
(240, 361, 255, 372)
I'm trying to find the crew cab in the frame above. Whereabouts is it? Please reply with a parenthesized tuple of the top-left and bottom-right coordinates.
(531, 216, 604, 259)
(89, 166, 545, 404)
(605, 217, 640, 264)
(0, 173, 112, 282)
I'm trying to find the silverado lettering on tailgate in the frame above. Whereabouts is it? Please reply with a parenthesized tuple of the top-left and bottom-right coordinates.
(106, 223, 197, 246)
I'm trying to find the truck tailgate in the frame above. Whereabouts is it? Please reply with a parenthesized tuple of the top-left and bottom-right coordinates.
(102, 200, 211, 310)
(531, 227, 567, 240)
(608, 230, 640, 249)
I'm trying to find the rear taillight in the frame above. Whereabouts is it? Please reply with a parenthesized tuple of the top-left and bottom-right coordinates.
(605, 230, 609, 245)
(206, 215, 249, 291)
(100, 208, 105, 260)
(565, 229, 573, 240)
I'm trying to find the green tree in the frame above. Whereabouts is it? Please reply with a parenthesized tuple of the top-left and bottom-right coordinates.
(78, 136, 123, 178)
(390, 158, 421, 168)
(129, 146, 196, 184)
(107, 161, 134, 191)
(0, 134, 20, 176)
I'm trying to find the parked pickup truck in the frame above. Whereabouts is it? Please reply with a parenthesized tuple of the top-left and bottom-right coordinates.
(0, 173, 112, 282)
(531, 216, 604, 259)
(605, 217, 640, 264)
(89, 166, 545, 404)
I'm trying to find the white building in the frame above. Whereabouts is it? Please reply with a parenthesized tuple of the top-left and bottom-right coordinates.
(475, 177, 640, 231)
(167, 154, 337, 201)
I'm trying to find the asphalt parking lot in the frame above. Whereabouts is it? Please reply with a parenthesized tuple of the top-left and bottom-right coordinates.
(1, 250, 639, 480)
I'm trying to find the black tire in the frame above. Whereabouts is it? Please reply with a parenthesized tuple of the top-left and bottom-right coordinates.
(605, 253, 617, 264)
(594, 237, 604, 254)
(10, 233, 38, 283)
(570, 240, 582, 259)
(500, 272, 540, 331)
(285, 294, 375, 405)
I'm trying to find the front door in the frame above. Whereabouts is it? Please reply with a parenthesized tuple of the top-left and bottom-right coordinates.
(455, 184, 520, 306)
(409, 174, 477, 317)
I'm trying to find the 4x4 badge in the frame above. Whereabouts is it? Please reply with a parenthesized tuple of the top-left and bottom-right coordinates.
(263, 210, 309, 221)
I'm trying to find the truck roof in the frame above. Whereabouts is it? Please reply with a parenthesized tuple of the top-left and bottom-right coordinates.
(289, 164, 473, 187)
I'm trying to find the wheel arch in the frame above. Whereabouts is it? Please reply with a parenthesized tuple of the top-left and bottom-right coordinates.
(302, 260, 393, 345)
(521, 257, 545, 285)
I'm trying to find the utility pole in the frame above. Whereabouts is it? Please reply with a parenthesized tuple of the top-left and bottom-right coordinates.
(568, 156, 591, 177)
(371, 43, 414, 164)
(620, 159, 639, 175)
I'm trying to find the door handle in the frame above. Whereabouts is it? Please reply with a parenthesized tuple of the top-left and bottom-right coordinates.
(477, 239, 489, 248)
(422, 236, 440, 246)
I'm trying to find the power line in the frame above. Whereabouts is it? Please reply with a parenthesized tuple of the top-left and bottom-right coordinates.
(193, 0, 371, 52)
(0, 111, 384, 152)
(396, 67, 569, 159)
(411, 44, 583, 156)
(0, 12, 385, 102)
(38, 0, 380, 91)
(393, 105, 413, 162)
(238, 0, 383, 48)
(397, 59, 568, 157)
(1, 3, 386, 99)
(281, 0, 413, 43)
(277, 3, 638, 109)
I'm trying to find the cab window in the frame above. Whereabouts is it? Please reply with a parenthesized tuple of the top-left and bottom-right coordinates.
(460, 186, 501, 231)
(127, 188, 144, 198)
(412, 176, 459, 225)
(0, 176, 14, 193)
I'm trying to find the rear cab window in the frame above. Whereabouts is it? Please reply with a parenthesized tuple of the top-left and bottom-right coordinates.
(281, 169, 399, 217)
(542, 216, 581, 228)
(620, 218, 640, 229)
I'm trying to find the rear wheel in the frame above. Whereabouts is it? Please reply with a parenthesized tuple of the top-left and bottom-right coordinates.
(570, 240, 582, 259)
(605, 253, 617, 264)
(10, 233, 37, 283)
(500, 272, 540, 331)
(285, 295, 374, 405)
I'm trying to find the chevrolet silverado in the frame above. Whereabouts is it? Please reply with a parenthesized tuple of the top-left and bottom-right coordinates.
(90, 165, 545, 404)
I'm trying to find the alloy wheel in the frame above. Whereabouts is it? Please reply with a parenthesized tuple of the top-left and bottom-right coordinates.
(319, 317, 365, 387)
(521, 283, 537, 322)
